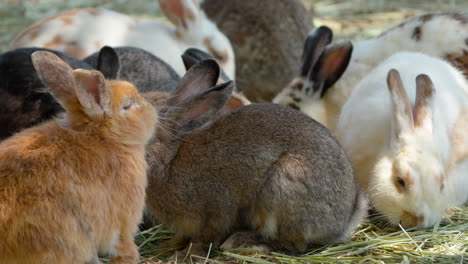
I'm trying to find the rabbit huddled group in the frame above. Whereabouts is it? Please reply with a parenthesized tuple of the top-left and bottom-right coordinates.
(274, 12, 468, 229)
(1, 0, 467, 262)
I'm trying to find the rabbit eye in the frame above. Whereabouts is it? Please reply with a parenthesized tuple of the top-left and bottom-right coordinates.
(121, 99, 134, 112)
(214, 52, 227, 63)
(397, 177, 406, 189)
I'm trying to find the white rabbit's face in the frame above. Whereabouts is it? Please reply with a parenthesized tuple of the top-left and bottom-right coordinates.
(180, 14, 236, 79)
(371, 134, 449, 228)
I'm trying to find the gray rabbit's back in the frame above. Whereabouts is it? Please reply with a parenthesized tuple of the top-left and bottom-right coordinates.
(164, 103, 361, 249)
(85, 47, 180, 92)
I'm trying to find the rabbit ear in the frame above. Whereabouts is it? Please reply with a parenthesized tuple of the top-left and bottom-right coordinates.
(72, 69, 110, 117)
(182, 48, 211, 69)
(222, 92, 250, 112)
(31, 51, 75, 104)
(300, 26, 333, 77)
(166, 81, 234, 134)
(96, 46, 120, 80)
(413, 74, 435, 133)
(168, 59, 220, 106)
(182, 48, 231, 83)
(309, 40, 353, 97)
(158, 0, 200, 29)
(387, 69, 414, 140)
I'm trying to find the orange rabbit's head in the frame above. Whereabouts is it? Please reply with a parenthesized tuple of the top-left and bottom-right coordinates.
(32, 51, 157, 145)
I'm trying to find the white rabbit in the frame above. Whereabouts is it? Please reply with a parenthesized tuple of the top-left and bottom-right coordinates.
(336, 51, 468, 228)
(11, 0, 235, 78)
(274, 12, 467, 132)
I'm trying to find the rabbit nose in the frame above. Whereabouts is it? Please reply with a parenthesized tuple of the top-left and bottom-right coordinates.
(400, 210, 425, 227)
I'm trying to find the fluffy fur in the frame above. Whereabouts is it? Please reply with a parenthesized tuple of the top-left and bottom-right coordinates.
(275, 12, 468, 132)
(336, 52, 468, 228)
(0, 51, 156, 264)
(11, 0, 235, 77)
(0, 47, 93, 140)
(84, 46, 181, 92)
(145, 59, 367, 255)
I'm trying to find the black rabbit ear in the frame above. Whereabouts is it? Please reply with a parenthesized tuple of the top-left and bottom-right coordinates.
(300, 26, 333, 77)
(182, 48, 211, 70)
(168, 59, 220, 106)
(182, 48, 231, 83)
(96, 46, 120, 79)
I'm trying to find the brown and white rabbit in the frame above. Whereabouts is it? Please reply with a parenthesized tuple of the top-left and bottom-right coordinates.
(274, 13, 467, 132)
(145, 59, 367, 255)
(202, 0, 313, 102)
(11, 0, 235, 78)
(0, 51, 156, 263)
(336, 52, 468, 228)
(273, 26, 352, 129)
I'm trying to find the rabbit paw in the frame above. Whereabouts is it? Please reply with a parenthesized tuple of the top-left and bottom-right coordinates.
(220, 231, 272, 254)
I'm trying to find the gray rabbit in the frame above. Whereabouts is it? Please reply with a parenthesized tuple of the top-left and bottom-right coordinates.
(145, 59, 367, 255)
(84, 46, 180, 92)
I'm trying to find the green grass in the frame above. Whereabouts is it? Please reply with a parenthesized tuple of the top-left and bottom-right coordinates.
(132, 207, 467, 264)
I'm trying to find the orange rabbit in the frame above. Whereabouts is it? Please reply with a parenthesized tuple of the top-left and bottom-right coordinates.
(0, 51, 156, 264)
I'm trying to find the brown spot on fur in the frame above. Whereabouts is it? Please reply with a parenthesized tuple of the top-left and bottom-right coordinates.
(420, 14, 433, 22)
(292, 96, 301, 103)
(293, 82, 303, 90)
(450, 13, 468, 24)
(12, 8, 100, 47)
(44, 35, 64, 49)
(287, 103, 299, 110)
(61, 16, 72, 25)
(392, 165, 413, 194)
(445, 50, 468, 78)
(203, 38, 228, 63)
(412, 26, 422, 41)
(64, 45, 86, 59)
(29, 30, 39, 41)
(378, 13, 467, 39)
(401, 210, 424, 227)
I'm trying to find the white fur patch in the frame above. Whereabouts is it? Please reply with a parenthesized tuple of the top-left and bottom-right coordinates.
(108, 230, 120, 256)
(261, 214, 277, 238)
